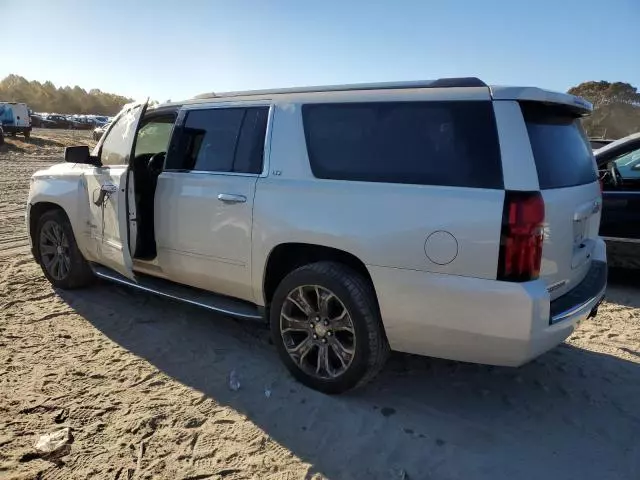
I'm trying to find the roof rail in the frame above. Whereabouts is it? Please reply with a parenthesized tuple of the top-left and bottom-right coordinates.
(194, 77, 487, 100)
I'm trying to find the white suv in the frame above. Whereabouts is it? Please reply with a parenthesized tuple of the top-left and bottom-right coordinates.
(26, 78, 607, 393)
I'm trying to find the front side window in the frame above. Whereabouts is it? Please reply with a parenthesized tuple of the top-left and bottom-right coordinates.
(302, 101, 503, 188)
(100, 105, 143, 166)
(614, 147, 640, 180)
(168, 106, 269, 174)
(181, 108, 245, 172)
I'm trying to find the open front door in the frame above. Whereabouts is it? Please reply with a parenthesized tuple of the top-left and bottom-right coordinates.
(86, 101, 148, 279)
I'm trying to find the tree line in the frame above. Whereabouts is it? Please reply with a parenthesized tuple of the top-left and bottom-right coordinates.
(568, 81, 640, 139)
(0, 74, 133, 116)
(1, 74, 639, 139)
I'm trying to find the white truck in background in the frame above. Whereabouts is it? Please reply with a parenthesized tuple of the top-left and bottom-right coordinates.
(0, 102, 32, 139)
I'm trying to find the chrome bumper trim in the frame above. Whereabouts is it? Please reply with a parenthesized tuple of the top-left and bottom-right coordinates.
(550, 284, 606, 324)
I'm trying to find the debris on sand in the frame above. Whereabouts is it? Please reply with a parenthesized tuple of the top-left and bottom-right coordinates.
(34, 427, 73, 455)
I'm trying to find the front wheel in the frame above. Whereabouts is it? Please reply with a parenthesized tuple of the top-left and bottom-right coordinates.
(270, 262, 389, 394)
(35, 210, 94, 289)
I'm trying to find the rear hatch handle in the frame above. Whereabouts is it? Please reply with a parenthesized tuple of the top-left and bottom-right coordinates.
(573, 199, 601, 221)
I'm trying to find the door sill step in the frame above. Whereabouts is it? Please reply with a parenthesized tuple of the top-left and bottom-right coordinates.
(91, 264, 263, 321)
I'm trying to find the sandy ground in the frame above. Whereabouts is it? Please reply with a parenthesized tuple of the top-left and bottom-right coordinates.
(0, 129, 639, 480)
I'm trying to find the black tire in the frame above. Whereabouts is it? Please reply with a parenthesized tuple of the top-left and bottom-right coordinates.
(35, 209, 94, 289)
(24, 130, 30, 139)
(270, 261, 389, 394)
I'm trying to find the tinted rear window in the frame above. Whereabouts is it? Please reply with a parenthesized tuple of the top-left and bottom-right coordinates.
(302, 101, 503, 188)
(521, 102, 597, 189)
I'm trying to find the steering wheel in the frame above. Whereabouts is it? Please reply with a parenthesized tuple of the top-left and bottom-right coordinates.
(609, 162, 623, 188)
(147, 152, 166, 176)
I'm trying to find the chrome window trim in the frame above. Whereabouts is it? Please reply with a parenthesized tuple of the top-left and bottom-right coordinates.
(166, 102, 274, 178)
(601, 236, 640, 244)
(602, 190, 640, 196)
(161, 170, 261, 178)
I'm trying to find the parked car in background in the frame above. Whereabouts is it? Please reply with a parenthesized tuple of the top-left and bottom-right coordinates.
(92, 122, 110, 140)
(69, 116, 94, 130)
(31, 114, 58, 129)
(30, 114, 43, 128)
(590, 138, 615, 150)
(26, 78, 606, 393)
(44, 114, 73, 129)
(595, 132, 640, 268)
(0, 102, 32, 138)
(93, 115, 109, 126)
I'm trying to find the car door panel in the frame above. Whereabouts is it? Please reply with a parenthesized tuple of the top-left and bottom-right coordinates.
(598, 144, 640, 241)
(150, 104, 269, 302)
(601, 191, 640, 239)
(84, 101, 147, 279)
(85, 166, 133, 275)
(595, 140, 640, 266)
(154, 171, 257, 302)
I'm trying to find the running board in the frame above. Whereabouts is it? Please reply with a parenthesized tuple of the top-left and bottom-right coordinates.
(92, 264, 263, 321)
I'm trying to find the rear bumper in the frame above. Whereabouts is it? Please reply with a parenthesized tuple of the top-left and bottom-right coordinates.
(550, 260, 606, 325)
(368, 239, 607, 367)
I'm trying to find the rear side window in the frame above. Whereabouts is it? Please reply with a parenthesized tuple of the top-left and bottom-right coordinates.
(521, 102, 597, 189)
(302, 101, 503, 188)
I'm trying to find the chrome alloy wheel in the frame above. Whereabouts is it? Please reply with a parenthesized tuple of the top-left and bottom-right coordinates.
(280, 285, 356, 379)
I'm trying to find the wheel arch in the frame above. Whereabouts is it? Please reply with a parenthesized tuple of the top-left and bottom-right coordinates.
(262, 242, 378, 307)
(29, 202, 70, 263)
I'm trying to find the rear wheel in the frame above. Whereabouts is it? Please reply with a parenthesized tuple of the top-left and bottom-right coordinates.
(270, 262, 389, 394)
(36, 210, 94, 289)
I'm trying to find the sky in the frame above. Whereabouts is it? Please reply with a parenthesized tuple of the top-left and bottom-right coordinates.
(1, 0, 639, 102)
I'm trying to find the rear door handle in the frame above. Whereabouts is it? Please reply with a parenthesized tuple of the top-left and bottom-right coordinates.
(217, 193, 246, 204)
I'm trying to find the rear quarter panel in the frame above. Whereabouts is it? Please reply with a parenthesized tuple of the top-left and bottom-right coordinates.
(493, 100, 603, 299)
(251, 102, 505, 305)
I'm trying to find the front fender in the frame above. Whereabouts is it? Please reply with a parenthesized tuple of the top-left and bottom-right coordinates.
(28, 167, 94, 261)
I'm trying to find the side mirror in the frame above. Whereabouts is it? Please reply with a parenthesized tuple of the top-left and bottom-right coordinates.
(65, 145, 99, 166)
(631, 163, 640, 171)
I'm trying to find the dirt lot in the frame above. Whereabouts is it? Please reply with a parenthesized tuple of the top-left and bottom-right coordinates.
(1, 129, 639, 480)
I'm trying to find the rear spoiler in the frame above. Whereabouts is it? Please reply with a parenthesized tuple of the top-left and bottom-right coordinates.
(490, 86, 593, 116)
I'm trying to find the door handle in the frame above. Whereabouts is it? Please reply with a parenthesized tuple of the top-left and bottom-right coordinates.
(217, 193, 247, 204)
(94, 183, 118, 206)
(101, 183, 118, 193)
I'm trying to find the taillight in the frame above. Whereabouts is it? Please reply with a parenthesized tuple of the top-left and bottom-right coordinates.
(498, 191, 545, 282)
